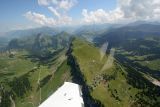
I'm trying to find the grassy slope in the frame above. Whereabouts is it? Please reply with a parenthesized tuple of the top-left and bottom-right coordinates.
(0, 49, 72, 107)
(71, 38, 159, 107)
(1, 38, 159, 107)
(0, 51, 36, 82)
(136, 59, 160, 71)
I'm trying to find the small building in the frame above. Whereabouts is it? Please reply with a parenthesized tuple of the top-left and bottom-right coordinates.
(39, 82, 84, 107)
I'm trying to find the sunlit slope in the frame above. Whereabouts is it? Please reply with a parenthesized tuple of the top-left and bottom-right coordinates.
(0, 49, 72, 107)
(71, 38, 160, 107)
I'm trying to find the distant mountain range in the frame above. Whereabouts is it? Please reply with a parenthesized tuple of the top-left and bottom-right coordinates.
(1, 21, 160, 41)
(94, 23, 160, 47)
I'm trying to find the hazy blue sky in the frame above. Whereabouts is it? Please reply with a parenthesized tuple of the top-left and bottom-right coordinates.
(0, 0, 160, 32)
(0, 0, 116, 32)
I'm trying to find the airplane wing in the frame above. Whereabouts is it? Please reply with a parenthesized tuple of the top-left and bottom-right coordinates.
(39, 82, 84, 107)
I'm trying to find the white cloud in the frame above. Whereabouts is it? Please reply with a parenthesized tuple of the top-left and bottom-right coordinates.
(58, 15, 72, 25)
(24, 11, 56, 26)
(82, 8, 124, 24)
(48, 6, 61, 18)
(119, 0, 160, 21)
(82, 0, 160, 24)
(24, 0, 76, 26)
(38, 0, 77, 11)
(24, 11, 72, 26)
(38, 0, 51, 6)
(29, 0, 160, 26)
(59, 0, 77, 10)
